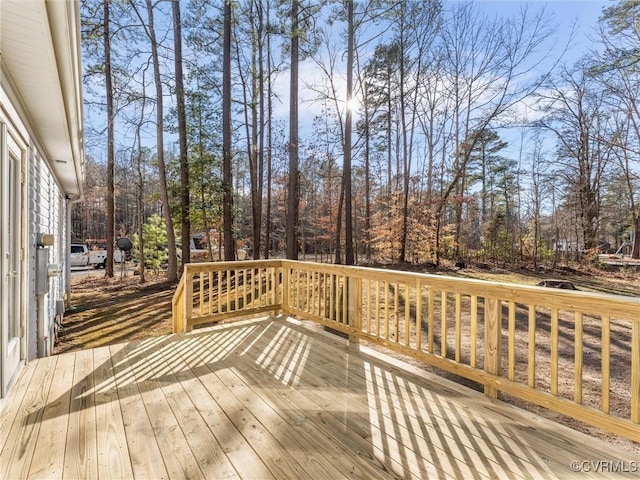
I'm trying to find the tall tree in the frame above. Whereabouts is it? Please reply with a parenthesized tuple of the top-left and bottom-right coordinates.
(223, 0, 235, 261)
(173, 0, 190, 272)
(538, 62, 613, 252)
(343, 0, 355, 265)
(286, 0, 300, 260)
(130, 0, 178, 280)
(264, 0, 274, 259)
(595, 0, 640, 257)
(104, 0, 115, 277)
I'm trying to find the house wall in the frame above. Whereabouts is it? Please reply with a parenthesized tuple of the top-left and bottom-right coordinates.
(1, 0, 83, 398)
(1, 83, 69, 363)
(27, 148, 67, 360)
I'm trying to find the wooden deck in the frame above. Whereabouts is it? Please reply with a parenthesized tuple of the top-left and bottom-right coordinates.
(1, 316, 638, 479)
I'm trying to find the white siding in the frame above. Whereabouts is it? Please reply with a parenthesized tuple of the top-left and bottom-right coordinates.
(27, 148, 66, 359)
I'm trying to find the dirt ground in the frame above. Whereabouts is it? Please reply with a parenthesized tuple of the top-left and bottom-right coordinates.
(53, 273, 175, 355)
(54, 263, 640, 456)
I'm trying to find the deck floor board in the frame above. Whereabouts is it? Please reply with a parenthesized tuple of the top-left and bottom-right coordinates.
(63, 348, 98, 480)
(1, 355, 58, 479)
(1, 315, 637, 480)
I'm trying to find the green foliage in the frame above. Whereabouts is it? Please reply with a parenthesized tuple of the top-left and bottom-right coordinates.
(133, 214, 169, 275)
(601, 0, 640, 36)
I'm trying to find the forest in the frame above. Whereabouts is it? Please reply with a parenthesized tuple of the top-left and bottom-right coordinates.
(75, 0, 640, 282)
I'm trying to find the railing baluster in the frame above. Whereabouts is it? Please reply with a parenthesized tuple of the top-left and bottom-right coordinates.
(198, 272, 204, 316)
(233, 270, 238, 311)
(484, 297, 501, 398)
(428, 287, 434, 354)
(470, 295, 477, 368)
(385, 282, 390, 341)
(416, 280, 422, 351)
(207, 272, 213, 316)
(551, 307, 559, 396)
(404, 283, 410, 346)
(602, 315, 610, 414)
(241, 269, 246, 309)
(342, 275, 347, 324)
(309, 270, 313, 312)
(367, 279, 372, 334)
(528, 305, 536, 388)
(312, 271, 316, 315)
(319, 272, 324, 317)
(375, 280, 381, 337)
(329, 273, 334, 322)
(394, 283, 400, 342)
(253, 268, 258, 308)
(632, 320, 639, 424)
(508, 301, 515, 381)
(575, 312, 583, 404)
(295, 270, 300, 309)
(455, 293, 462, 363)
(441, 291, 447, 358)
(217, 270, 222, 314)
(227, 269, 232, 313)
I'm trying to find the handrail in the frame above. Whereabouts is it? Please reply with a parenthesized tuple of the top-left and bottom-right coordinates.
(174, 260, 284, 332)
(172, 259, 640, 441)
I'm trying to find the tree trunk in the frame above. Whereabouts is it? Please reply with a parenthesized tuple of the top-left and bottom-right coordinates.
(256, 0, 265, 259)
(286, 0, 300, 260)
(263, 0, 272, 259)
(632, 214, 640, 259)
(343, 0, 354, 266)
(104, 0, 115, 278)
(222, 0, 235, 261)
(173, 0, 190, 274)
(135, 119, 146, 284)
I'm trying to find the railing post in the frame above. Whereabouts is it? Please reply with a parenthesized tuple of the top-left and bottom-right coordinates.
(348, 276, 362, 344)
(484, 297, 502, 399)
(282, 262, 290, 316)
(172, 288, 181, 333)
(185, 267, 193, 332)
(274, 263, 282, 312)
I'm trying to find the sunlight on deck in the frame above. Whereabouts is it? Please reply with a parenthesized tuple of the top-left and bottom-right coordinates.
(1, 315, 638, 479)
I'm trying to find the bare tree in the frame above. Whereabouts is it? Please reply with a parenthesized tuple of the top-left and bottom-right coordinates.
(431, 3, 558, 264)
(593, 4, 640, 257)
(130, 0, 178, 280)
(537, 62, 613, 252)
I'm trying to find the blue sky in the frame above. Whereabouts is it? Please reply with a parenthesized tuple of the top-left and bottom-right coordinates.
(453, 0, 607, 63)
(85, 1, 611, 165)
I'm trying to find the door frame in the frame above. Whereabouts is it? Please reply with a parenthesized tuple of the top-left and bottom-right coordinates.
(1, 121, 26, 397)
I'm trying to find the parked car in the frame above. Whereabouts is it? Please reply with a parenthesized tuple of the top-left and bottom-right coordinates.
(70, 244, 107, 268)
(70, 244, 89, 267)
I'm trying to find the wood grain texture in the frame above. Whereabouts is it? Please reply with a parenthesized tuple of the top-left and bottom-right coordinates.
(1, 317, 638, 479)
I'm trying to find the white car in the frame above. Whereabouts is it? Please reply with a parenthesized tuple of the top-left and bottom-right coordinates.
(70, 244, 89, 267)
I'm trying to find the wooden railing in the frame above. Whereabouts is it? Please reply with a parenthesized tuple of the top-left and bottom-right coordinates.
(172, 259, 640, 441)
